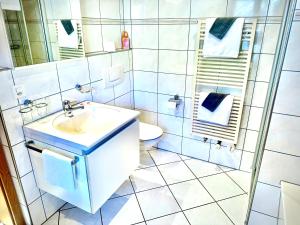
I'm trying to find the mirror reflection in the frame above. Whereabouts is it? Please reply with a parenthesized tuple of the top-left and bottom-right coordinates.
(3, 0, 84, 67)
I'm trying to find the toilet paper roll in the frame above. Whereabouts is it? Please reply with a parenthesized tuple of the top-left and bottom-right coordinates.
(167, 101, 177, 114)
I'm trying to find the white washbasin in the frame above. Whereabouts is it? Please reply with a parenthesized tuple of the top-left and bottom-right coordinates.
(52, 107, 119, 134)
(24, 101, 140, 154)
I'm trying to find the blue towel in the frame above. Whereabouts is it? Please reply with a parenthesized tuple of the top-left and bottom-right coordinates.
(209, 18, 237, 40)
(201, 93, 228, 112)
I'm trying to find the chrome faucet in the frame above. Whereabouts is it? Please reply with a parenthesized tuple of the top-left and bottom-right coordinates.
(62, 100, 84, 117)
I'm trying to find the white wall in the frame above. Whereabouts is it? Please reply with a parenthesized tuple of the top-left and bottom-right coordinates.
(0, 50, 133, 225)
(249, 1, 300, 225)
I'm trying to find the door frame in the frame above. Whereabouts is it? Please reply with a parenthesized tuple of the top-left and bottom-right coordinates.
(0, 144, 26, 225)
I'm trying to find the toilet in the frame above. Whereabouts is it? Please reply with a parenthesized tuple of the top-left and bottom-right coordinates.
(139, 122, 163, 150)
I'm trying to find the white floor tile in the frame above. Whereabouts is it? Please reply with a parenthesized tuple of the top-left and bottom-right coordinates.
(136, 186, 181, 220)
(200, 173, 244, 201)
(185, 159, 223, 178)
(59, 207, 101, 225)
(60, 203, 76, 210)
(130, 167, 166, 192)
(146, 212, 190, 225)
(248, 211, 277, 225)
(139, 150, 155, 168)
(148, 149, 181, 165)
(185, 202, 233, 225)
(218, 194, 249, 225)
(169, 180, 214, 210)
(158, 161, 195, 184)
(110, 179, 134, 199)
(43, 212, 59, 225)
(226, 170, 251, 193)
(101, 195, 144, 225)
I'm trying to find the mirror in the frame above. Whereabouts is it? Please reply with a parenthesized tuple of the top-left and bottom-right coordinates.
(3, 0, 84, 67)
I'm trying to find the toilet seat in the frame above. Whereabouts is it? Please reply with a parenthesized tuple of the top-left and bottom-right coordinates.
(139, 122, 163, 141)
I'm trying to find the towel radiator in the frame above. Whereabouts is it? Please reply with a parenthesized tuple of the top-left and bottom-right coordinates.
(191, 19, 257, 147)
(54, 21, 85, 60)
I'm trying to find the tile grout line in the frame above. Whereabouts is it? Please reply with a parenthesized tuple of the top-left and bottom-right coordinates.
(147, 149, 192, 225)
(180, 159, 237, 225)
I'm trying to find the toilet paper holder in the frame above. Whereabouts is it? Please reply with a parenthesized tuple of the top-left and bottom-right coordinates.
(168, 95, 182, 107)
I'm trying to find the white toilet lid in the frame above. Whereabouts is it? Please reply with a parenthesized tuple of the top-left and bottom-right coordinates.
(139, 122, 163, 141)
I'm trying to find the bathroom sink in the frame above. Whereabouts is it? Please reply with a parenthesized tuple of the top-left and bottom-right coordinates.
(52, 108, 119, 134)
(24, 101, 140, 154)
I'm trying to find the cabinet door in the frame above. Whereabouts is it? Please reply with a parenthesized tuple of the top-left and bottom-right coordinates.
(0, 7, 14, 68)
(86, 120, 140, 213)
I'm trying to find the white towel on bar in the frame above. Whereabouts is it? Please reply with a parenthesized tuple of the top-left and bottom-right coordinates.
(56, 20, 79, 48)
(203, 18, 244, 58)
(42, 149, 76, 190)
(197, 92, 234, 126)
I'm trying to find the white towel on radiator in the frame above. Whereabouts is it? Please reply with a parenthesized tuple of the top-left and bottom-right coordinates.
(203, 18, 244, 58)
(56, 20, 79, 48)
(42, 149, 76, 190)
(197, 92, 234, 126)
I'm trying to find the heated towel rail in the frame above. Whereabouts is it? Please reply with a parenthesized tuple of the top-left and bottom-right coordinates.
(191, 19, 257, 146)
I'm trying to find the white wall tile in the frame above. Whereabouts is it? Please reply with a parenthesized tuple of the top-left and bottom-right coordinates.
(259, 150, 300, 186)
(297, 0, 300, 9)
(134, 71, 157, 92)
(134, 91, 157, 112)
(187, 51, 196, 74)
(283, 22, 300, 71)
(114, 72, 131, 97)
(2, 107, 24, 145)
(184, 76, 193, 98)
(158, 73, 186, 96)
(13, 142, 32, 177)
(132, 25, 158, 49)
(240, 106, 250, 129)
(261, 23, 281, 54)
(244, 130, 258, 153)
(227, 0, 269, 17)
(100, 0, 121, 19)
(253, 24, 265, 53)
(209, 147, 242, 169)
(266, 113, 300, 156)
(157, 94, 184, 117)
(12, 63, 60, 100)
(102, 25, 122, 49)
(159, 0, 190, 18)
(57, 58, 90, 91)
(41, 193, 65, 218)
(157, 133, 182, 154)
(112, 51, 131, 72)
(159, 25, 189, 50)
(268, 0, 286, 16)
(82, 25, 103, 54)
(247, 107, 263, 131)
(91, 81, 114, 103)
(88, 54, 112, 82)
(115, 92, 133, 109)
(251, 82, 268, 107)
(191, 0, 226, 18)
(248, 211, 277, 225)
(240, 151, 254, 172)
(184, 97, 192, 118)
(21, 172, 40, 204)
(131, 0, 158, 19)
(0, 70, 18, 110)
(256, 54, 274, 82)
(252, 182, 281, 217)
(159, 50, 187, 74)
(28, 198, 46, 225)
(12, 177, 26, 205)
(182, 137, 210, 161)
(157, 113, 183, 136)
(80, 0, 100, 18)
(274, 71, 300, 116)
(61, 87, 92, 103)
(45, 94, 63, 115)
(249, 54, 259, 81)
(133, 49, 158, 72)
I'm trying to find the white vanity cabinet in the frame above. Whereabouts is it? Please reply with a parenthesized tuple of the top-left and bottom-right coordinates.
(29, 120, 139, 214)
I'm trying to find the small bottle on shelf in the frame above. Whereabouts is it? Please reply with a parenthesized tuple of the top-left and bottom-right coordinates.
(121, 31, 130, 49)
